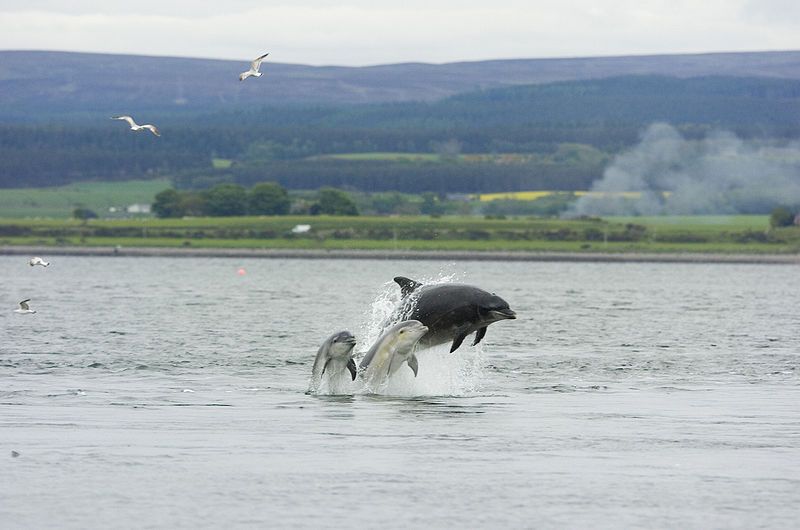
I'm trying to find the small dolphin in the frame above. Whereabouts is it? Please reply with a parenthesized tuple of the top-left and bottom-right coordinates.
(359, 320, 429, 388)
(310, 331, 357, 392)
(390, 277, 516, 353)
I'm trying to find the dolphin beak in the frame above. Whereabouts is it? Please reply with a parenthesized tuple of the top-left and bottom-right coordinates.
(490, 308, 517, 320)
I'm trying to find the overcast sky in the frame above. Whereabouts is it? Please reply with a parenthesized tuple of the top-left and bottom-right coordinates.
(1, 0, 798, 66)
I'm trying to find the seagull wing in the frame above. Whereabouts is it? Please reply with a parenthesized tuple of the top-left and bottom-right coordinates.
(251, 52, 270, 71)
(19, 299, 30, 310)
(142, 125, 161, 137)
(112, 116, 138, 127)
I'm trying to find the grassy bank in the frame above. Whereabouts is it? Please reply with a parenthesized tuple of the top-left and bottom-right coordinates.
(0, 214, 797, 254)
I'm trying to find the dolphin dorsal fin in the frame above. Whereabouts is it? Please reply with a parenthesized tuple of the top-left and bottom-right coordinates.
(394, 276, 424, 297)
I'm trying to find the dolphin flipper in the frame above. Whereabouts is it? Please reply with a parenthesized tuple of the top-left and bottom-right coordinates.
(394, 276, 424, 297)
(346, 358, 357, 381)
(321, 358, 331, 375)
(472, 326, 487, 346)
(450, 327, 472, 353)
(408, 354, 419, 377)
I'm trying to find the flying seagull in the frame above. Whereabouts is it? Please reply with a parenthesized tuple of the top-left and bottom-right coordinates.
(14, 299, 36, 314)
(111, 116, 161, 137)
(239, 52, 270, 81)
(29, 257, 49, 267)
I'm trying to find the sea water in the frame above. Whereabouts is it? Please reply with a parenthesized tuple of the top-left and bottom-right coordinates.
(1, 256, 798, 528)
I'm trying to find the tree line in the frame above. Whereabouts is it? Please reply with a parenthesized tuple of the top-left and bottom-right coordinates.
(0, 123, 626, 189)
(152, 182, 359, 218)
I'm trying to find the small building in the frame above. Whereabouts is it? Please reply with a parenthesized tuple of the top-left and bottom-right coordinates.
(291, 224, 311, 234)
(127, 203, 151, 214)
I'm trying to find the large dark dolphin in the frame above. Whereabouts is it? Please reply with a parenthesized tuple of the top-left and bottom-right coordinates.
(389, 276, 516, 353)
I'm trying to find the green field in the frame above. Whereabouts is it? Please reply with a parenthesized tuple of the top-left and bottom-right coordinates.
(316, 152, 548, 163)
(606, 215, 771, 229)
(0, 214, 797, 254)
(211, 158, 233, 169)
(0, 179, 171, 218)
(319, 152, 442, 162)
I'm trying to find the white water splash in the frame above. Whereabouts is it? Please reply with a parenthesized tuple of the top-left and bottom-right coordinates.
(310, 369, 356, 396)
(313, 269, 486, 397)
(369, 343, 486, 397)
(356, 270, 460, 352)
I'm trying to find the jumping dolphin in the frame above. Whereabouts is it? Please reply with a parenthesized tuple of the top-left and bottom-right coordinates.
(309, 331, 357, 392)
(359, 320, 429, 388)
(390, 277, 516, 353)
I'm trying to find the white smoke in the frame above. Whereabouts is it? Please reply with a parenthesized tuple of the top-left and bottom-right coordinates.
(568, 123, 800, 216)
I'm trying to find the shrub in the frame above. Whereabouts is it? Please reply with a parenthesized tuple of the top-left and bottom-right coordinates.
(770, 206, 795, 228)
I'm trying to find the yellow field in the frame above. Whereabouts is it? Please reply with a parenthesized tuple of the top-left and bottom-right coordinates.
(476, 191, 670, 202)
(476, 191, 556, 201)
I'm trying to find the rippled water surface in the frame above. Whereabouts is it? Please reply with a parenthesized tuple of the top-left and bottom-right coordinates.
(2, 256, 799, 528)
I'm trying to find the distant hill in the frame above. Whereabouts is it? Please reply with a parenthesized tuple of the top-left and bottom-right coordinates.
(3, 74, 800, 192)
(265, 75, 800, 130)
(1, 49, 800, 120)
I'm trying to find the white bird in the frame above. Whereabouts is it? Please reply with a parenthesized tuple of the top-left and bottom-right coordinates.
(14, 299, 36, 314)
(29, 257, 49, 267)
(239, 52, 270, 81)
(111, 115, 161, 137)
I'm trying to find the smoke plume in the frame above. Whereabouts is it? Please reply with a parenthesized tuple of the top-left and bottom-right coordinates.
(568, 123, 800, 216)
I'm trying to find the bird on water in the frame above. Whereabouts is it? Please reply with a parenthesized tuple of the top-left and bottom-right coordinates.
(29, 256, 49, 267)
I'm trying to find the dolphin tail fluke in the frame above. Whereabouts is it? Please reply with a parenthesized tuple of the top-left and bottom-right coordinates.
(394, 276, 424, 297)
(472, 326, 487, 346)
(346, 358, 357, 381)
(408, 354, 419, 377)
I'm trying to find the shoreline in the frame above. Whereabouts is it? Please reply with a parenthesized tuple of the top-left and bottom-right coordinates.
(1, 245, 799, 264)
